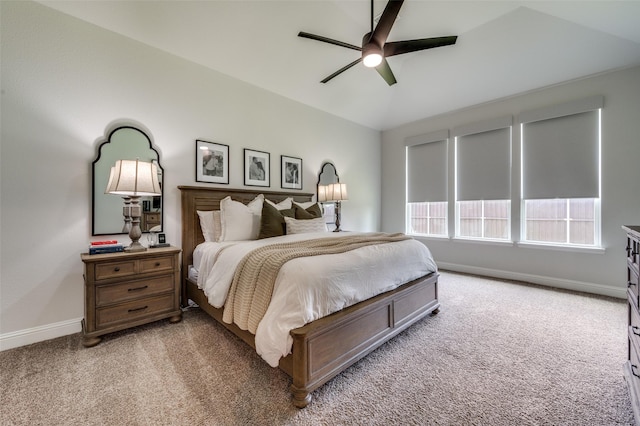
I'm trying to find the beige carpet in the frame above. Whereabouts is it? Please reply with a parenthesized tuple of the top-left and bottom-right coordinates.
(0, 271, 634, 425)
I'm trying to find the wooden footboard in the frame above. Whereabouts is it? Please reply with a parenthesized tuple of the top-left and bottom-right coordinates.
(186, 272, 439, 408)
(286, 272, 439, 407)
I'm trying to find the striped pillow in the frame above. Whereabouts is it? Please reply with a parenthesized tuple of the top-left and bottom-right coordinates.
(284, 216, 328, 234)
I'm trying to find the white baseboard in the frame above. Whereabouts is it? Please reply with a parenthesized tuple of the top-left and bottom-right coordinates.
(0, 318, 82, 351)
(437, 262, 626, 299)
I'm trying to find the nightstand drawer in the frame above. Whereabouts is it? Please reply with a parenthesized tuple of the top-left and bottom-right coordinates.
(96, 294, 175, 328)
(140, 256, 173, 274)
(96, 275, 174, 306)
(145, 212, 160, 222)
(95, 260, 137, 281)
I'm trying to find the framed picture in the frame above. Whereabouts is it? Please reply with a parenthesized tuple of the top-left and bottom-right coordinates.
(244, 148, 270, 187)
(281, 155, 302, 190)
(196, 140, 229, 184)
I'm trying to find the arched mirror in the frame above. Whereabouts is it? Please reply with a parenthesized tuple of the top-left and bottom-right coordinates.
(317, 162, 339, 188)
(92, 126, 163, 235)
(317, 162, 340, 228)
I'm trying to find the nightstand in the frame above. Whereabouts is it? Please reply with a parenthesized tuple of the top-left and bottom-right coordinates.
(142, 211, 161, 231)
(80, 246, 182, 347)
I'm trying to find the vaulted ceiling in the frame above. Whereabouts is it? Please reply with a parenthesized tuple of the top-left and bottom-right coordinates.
(40, 1, 640, 130)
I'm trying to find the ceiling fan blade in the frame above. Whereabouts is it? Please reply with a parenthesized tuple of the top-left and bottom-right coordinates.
(384, 36, 458, 57)
(321, 58, 363, 84)
(375, 58, 397, 86)
(370, 0, 404, 47)
(298, 32, 361, 52)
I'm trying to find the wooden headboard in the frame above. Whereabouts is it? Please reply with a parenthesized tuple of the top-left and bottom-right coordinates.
(178, 186, 314, 304)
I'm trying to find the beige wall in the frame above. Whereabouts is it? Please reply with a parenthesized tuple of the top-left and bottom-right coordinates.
(0, 1, 380, 348)
(382, 65, 640, 297)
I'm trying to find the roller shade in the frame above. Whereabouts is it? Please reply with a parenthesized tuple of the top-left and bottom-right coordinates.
(454, 117, 512, 201)
(520, 97, 602, 200)
(406, 130, 448, 203)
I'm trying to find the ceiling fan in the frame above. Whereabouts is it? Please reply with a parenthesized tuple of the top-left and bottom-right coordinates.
(298, 0, 458, 86)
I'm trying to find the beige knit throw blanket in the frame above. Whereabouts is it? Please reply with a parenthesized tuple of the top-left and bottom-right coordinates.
(222, 233, 411, 333)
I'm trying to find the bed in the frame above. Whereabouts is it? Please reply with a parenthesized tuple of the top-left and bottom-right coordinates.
(179, 186, 440, 408)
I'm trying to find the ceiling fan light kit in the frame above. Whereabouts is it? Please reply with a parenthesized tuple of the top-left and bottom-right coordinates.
(298, 0, 458, 86)
(363, 52, 382, 68)
(362, 39, 383, 68)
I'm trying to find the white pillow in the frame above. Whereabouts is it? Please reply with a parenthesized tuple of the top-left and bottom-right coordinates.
(266, 197, 293, 210)
(197, 210, 222, 242)
(284, 216, 328, 234)
(219, 194, 264, 241)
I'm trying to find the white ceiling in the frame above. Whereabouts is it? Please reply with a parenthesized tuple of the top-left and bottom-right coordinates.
(39, 1, 640, 130)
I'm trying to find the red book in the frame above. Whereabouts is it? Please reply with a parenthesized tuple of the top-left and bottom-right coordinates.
(90, 240, 119, 246)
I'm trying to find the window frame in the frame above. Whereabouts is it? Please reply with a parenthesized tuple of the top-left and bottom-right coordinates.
(455, 199, 511, 241)
(407, 201, 448, 238)
(519, 98, 603, 249)
(521, 198, 601, 247)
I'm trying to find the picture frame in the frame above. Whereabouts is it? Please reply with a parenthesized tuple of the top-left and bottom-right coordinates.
(244, 148, 270, 187)
(196, 140, 229, 184)
(281, 155, 302, 190)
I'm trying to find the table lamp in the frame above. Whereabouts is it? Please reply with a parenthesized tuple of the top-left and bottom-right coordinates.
(106, 159, 161, 252)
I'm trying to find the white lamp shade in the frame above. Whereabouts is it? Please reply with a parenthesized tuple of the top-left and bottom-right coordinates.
(106, 159, 161, 196)
(104, 166, 117, 194)
(325, 183, 348, 202)
(318, 185, 328, 202)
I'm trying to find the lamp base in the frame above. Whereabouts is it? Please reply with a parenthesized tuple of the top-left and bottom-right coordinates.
(333, 201, 342, 232)
(125, 196, 146, 252)
(125, 241, 147, 252)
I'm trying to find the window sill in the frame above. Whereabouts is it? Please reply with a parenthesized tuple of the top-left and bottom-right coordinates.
(408, 233, 450, 241)
(452, 237, 514, 247)
(409, 233, 606, 254)
(517, 241, 605, 254)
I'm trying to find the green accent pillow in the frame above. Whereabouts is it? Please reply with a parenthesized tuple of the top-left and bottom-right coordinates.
(293, 202, 322, 219)
(258, 202, 294, 239)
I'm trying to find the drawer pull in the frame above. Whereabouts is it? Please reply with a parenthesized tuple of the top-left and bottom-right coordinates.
(155, 262, 161, 267)
(128, 306, 148, 313)
(128, 285, 149, 292)
(114, 267, 120, 272)
(632, 364, 640, 379)
(629, 281, 637, 288)
(633, 326, 640, 337)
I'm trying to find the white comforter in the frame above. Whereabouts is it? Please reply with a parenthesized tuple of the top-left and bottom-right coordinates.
(195, 232, 437, 367)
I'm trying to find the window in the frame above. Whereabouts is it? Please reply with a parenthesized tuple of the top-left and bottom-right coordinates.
(520, 96, 603, 247)
(454, 117, 512, 241)
(524, 199, 596, 245)
(408, 201, 447, 236)
(405, 130, 448, 237)
(458, 200, 510, 240)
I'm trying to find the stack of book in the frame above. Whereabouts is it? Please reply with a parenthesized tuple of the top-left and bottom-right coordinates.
(89, 240, 124, 255)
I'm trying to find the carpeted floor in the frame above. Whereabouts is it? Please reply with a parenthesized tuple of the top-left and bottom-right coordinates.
(0, 271, 634, 425)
